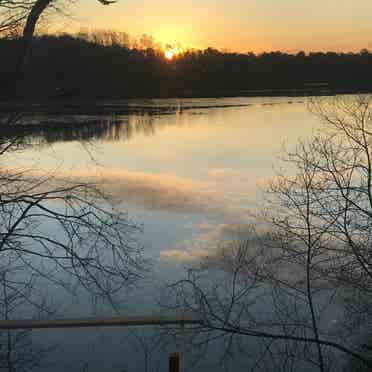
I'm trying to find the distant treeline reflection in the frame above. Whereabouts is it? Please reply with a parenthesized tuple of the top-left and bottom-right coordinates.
(0, 114, 169, 144)
(2, 31, 372, 98)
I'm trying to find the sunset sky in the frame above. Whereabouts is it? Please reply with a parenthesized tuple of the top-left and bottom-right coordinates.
(65, 0, 372, 53)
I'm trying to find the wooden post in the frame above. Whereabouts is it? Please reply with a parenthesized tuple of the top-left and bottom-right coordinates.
(180, 322, 185, 372)
(169, 352, 180, 372)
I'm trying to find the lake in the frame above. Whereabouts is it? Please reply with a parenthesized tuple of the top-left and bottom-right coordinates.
(4, 97, 323, 371)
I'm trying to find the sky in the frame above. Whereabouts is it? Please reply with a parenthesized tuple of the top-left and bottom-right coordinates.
(61, 0, 372, 53)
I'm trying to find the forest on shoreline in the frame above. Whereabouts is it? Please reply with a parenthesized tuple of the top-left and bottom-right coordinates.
(2, 31, 372, 99)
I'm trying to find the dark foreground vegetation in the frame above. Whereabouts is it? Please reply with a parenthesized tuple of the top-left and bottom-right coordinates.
(2, 32, 372, 99)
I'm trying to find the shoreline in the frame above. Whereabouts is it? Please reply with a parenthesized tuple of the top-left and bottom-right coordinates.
(0, 88, 370, 115)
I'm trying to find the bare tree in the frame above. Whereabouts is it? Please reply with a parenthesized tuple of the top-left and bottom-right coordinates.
(0, 112, 148, 370)
(0, 113, 146, 312)
(166, 95, 372, 371)
(0, 0, 31, 36)
(0, 264, 54, 372)
(0, 0, 116, 91)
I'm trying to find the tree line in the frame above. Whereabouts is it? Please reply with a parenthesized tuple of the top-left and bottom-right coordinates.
(2, 31, 372, 99)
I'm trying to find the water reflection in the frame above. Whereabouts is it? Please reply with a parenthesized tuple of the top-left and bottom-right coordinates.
(0, 97, 322, 372)
(3, 97, 319, 264)
(0, 114, 160, 144)
(0, 97, 307, 146)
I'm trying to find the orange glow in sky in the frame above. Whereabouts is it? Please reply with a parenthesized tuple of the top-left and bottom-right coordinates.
(67, 0, 372, 53)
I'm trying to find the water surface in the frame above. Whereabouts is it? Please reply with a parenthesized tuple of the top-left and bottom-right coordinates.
(8, 97, 321, 371)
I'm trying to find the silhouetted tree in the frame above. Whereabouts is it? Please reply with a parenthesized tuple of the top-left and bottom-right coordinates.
(0, 267, 54, 372)
(2, 33, 372, 98)
(0, 0, 117, 93)
(166, 95, 372, 371)
(0, 112, 146, 312)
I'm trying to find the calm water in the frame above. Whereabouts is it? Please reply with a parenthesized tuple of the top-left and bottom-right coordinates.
(8, 97, 322, 371)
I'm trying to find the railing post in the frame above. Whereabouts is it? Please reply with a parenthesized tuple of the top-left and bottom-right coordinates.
(169, 352, 180, 372)
(180, 321, 185, 372)
(169, 317, 186, 372)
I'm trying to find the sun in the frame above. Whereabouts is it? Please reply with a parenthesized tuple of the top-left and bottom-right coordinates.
(164, 46, 180, 60)
(165, 49, 175, 60)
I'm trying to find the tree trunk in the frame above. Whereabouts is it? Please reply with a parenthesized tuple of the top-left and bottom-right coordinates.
(9, 0, 52, 96)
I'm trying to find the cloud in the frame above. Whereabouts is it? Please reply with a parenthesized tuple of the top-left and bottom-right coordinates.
(19, 166, 271, 265)
(12, 166, 277, 266)
(160, 248, 209, 262)
(160, 222, 255, 262)
(40, 166, 264, 222)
